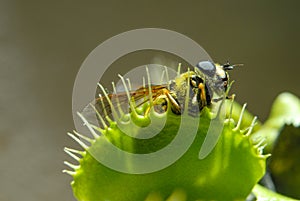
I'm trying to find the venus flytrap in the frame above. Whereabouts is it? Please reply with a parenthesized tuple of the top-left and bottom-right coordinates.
(251, 92, 300, 153)
(64, 65, 273, 201)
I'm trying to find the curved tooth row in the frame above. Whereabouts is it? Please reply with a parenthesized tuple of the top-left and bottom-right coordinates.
(251, 136, 269, 156)
(229, 99, 267, 154)
(229, 100, 267, 154)
(228, 96, 259, 137)
(63, 124, 95, 175)
(63, 147, 83, 175)
(254, 137, 266, 149)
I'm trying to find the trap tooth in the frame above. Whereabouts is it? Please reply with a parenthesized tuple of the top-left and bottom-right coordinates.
(64, 147, 84, 156)
(64, 161, 79, 170)
(252, 136, 263, 145)
(159, 69, 166, 84)
(245, 116, 257, 136)
(64, 147, 81, 161)
(228, 94, 236, 120)
(98, 94, 109, 120)
(89, 124, 105, 135)
(126, 78, 132, 91)
(225, 80, 235, 97)
(142, 76, 145, 88)
(98, 83, 119, 121)
(118, 74, 138, 117)
(254, 138, 266, 149)
(89, 103, 107, 130)
(111, 81, 125, 117)
(67, 132, 88, 150)
(233, 103, 247, 131)
(177, 63, 182, 76)
(73, 130, 94, 143)
(77, 112, 100, 139)
(62, 170, 76, 176)
(259, 154, 271, 159)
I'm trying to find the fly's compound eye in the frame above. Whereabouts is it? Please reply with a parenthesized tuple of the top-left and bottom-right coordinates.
(196, 61, 216, 77)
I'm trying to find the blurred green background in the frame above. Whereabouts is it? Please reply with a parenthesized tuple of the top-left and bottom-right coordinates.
(0, 1, 299, 201)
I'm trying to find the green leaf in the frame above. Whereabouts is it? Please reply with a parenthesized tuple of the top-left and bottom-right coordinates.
(251, 92, 300, 199)
(66, 105, 267, 201)
(269, 124, 300, 199)
(252, 92, 300, 152)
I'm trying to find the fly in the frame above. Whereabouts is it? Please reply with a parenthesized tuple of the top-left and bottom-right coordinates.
(81, 61, 240, 124)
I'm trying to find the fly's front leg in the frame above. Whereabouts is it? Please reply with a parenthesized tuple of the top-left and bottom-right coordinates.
(163, 89, 181, 115)
(144, 88, 182, 116)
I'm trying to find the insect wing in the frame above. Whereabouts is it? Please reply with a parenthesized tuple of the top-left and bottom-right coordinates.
(80, 85, 169, 128)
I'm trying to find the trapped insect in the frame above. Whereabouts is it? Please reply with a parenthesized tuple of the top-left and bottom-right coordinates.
(82, 61, 239, 123)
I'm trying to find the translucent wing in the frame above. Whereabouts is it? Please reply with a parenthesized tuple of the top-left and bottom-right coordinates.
(80, 84, 169, 128)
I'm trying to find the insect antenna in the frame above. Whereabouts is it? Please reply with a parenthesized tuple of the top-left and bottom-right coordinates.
(223, 62, 244, 70)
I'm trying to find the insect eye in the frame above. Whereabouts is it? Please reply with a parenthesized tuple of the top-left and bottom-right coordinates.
(196, 61, 216, 76)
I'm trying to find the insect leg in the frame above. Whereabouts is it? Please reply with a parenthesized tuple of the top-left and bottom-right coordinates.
(164, 89, 181, 114)
(198, 83, 207, 108)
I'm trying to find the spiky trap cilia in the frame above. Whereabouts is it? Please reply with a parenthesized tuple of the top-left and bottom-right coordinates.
(64, 63, 270, 201)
